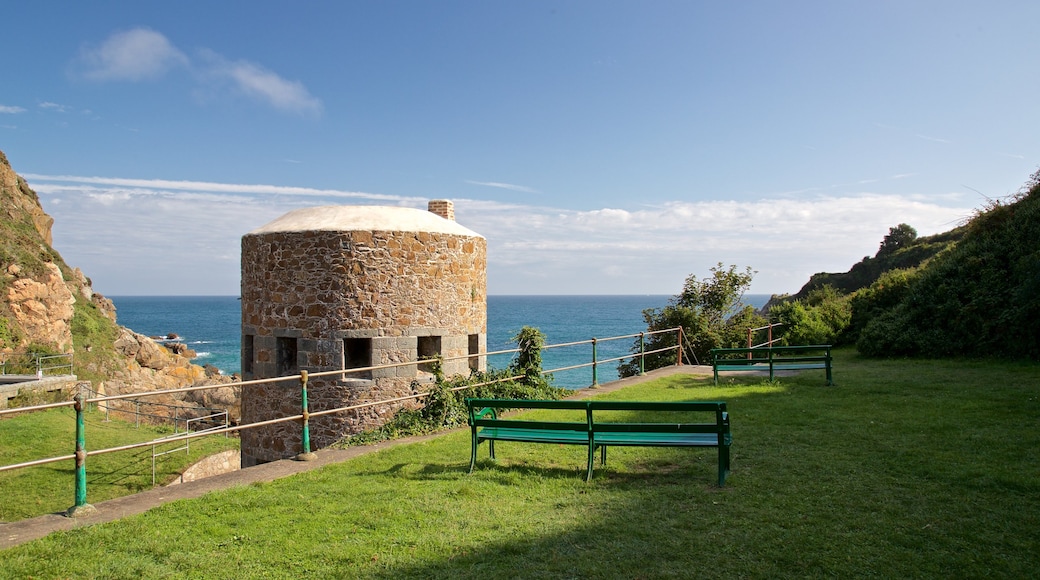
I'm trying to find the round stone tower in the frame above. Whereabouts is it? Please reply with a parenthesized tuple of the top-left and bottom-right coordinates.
(239, 200, 486, 466)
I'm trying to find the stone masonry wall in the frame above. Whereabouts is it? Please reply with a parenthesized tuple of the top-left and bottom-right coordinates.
(240, 227, 486, 465)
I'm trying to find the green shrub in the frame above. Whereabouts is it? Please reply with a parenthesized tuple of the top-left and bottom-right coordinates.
(68, 296, 122, 382)
(769, 285, 851, 346)
(855, 173, 1040, 360)
(620, 264, 764, 374)
(342, 326, 567, 446)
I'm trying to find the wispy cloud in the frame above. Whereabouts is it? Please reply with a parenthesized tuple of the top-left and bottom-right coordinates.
(0, 105, 26, 114)
(915, 133, 951, 144)
(873, 122, 952, 145)
(38, 102, 71, 113)
(26, 173, 976, 296)
(196, 50, 323, 116)
(71, 27, 322, 116)
(465, 180, 540, 194)
(24, 174, 418, 202)
(76, 27, 189, 81)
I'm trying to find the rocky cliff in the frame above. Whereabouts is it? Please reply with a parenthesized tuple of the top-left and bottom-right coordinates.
(0, 150, 237, 420)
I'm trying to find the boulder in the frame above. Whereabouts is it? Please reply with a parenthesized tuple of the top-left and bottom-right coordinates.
(113, 328, 171, 370)
(4, 262, 76, 351)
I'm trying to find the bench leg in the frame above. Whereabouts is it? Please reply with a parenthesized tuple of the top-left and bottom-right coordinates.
(586, 444, 595, 482)
(600, 444, 607, 466)
(718, 445, 731, 487)
(470, 435, 495, 473)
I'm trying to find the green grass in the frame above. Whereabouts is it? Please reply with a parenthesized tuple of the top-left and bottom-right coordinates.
(1, 349, 1038, 578)
(0, 407, 239, 521)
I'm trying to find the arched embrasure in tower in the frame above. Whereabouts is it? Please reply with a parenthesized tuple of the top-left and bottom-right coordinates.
(239, 200, 486, 466)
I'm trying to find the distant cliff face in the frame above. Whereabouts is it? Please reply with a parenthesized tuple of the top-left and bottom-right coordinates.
(0, 150, 105, 351)
(0, 149, 236, 419)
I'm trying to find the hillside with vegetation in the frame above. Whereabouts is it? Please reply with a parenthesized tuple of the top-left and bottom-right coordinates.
(769, 169, 1040, 360)
(0, 150, 120, 376)
(625, 169, 1039, 370)
(784, 223, 966, 301)
(0, 149, 236, 415)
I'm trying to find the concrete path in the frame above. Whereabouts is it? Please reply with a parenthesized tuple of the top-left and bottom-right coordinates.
(0, 365, 714, 551)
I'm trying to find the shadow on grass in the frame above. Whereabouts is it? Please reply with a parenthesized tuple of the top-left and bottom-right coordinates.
(356, 361, 1040, 578)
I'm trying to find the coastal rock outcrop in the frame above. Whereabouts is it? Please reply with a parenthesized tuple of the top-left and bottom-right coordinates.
(4, 262, 76, 352)
(1, 149, 239, 422)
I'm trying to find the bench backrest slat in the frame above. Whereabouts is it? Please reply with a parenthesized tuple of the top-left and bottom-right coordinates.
(592, 423, 727, 434)
(587, 401, 725, 413)
(475, 419, 589, 431)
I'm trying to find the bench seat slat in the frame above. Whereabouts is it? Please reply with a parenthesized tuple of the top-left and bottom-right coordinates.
(594, 431, 729, 447)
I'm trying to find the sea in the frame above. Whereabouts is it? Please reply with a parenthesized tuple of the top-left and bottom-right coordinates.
(110, 294, 772, 389)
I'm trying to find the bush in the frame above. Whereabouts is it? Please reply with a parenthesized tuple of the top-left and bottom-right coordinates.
(855, 172, 1040, 360)
(619, 264, 764, 375)
(342, 326, 567, 445)
(769, 286, 851, 346)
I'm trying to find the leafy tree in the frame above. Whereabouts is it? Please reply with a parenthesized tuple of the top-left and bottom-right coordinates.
(877, 223, 918, 256)
(619, 263, 762, 376)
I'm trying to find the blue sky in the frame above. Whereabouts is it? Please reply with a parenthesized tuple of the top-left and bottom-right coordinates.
(2, 1, 1036, 296)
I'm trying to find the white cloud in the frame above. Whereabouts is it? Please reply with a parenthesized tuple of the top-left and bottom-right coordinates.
(72, 28, 321, 116)
(197, 50, 323, 115)
(465, 180, 540, 194)
(38, 102, 71, 113)
(0, 105, 26, 114)
(77, 28, 188, 81)
(26, 174, 977, 296)
(24, 174, 417, 202)
(915, 133, 952, 144)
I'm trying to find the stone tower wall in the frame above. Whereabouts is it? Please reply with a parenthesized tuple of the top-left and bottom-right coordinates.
(240, 220, 486, 466)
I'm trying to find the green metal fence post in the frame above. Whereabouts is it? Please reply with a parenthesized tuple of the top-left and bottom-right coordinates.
(591, 337, 599, 387)
(296, 370, 316, 461)
(639, 332, 646, 376)
(66, 391, 97, 517)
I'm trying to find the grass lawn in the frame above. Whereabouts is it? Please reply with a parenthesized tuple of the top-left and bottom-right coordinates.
(0, 407, 239, 521)
(1, 349, 1038, 578)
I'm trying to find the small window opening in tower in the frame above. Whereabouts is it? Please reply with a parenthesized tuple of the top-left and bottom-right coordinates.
(243, 334, 254, 375)
(276, 337, 298, 376)
(468, 334, 480, 371)
(343, 338, 373, 379)
(417, 335, 442, 373)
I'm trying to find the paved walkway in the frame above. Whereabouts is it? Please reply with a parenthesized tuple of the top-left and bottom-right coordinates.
(0, 365, 713, 550)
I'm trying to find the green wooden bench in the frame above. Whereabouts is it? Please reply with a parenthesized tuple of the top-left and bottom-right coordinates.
(465, 398, 732, 485)
(710, 344, 834, 385)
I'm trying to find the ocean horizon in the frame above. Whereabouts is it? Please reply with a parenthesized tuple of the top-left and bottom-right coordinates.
(110, 294, 773, 389)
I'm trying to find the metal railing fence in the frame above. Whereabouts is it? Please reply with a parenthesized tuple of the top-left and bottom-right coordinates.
(0, 326, 683, 517)
(0, 352, 74, 377)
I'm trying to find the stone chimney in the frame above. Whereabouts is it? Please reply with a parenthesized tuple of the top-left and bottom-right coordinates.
(428, 199, 455, 221)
